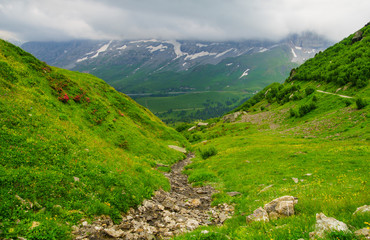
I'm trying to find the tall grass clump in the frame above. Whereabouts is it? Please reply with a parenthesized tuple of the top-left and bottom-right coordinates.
(199, 145, 218, 159)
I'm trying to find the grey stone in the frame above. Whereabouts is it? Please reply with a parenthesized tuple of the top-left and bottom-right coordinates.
(188, 126, 197, 131)
(104, 228, 125, 238)
(354, 228, 370, 239)
(168, 145, 187, 153)
(309, 213, 350, 239)
(227, 191, 242, 197)
(353, 205, 370, 215)
(186, 219, 199, 230)
(246, 207, 269, 223)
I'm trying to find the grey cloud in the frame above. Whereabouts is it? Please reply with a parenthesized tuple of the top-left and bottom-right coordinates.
(0, 0, 369, 42)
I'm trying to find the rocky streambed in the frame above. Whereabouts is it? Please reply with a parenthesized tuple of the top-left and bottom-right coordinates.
(73, 153, 234, 239)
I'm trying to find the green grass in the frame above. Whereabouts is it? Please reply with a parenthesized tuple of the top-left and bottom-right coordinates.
(177, 107, 369, 239)
(0, 39, 189, 239)
(134, 91, 251, 123)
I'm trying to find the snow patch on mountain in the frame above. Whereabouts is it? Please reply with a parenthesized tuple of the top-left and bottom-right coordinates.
(184, 51, 216, 60)
(130, 39, 158, 44)
(196, 43, 208, 48)
(239, 69, 250, 79)
(117, 45, 127, 50)
(91, 41, 112, 59)
(147, 44, 168, 53)
(165, 40, 185, 59)
(291, 48, 297, 58)
(226, 63, 233, 66)
(259, 48, 268, 53)
(216, 48, 233, 58)
(295, 46, 302, 50)
(76, 56, 88, 63)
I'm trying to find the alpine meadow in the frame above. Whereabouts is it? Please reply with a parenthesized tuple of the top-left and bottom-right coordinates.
(0, 9, 369, 240)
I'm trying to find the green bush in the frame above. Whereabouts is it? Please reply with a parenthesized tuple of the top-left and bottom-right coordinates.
(199, 146, 218, 159)
(305, 86, 315, 95)
(356, 97, 368, 109)
(298, 102, 317, 117)
(289, 108, 297, 117)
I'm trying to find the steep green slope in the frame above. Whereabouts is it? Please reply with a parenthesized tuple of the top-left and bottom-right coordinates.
(0, 40, 188, 239)
(175, 24, 369, 239)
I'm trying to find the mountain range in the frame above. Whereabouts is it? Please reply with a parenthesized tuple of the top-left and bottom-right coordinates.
(22, 32, 331, 93)
(21, 32, 332, 122)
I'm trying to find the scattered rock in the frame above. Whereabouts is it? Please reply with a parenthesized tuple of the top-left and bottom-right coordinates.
(246, 196, 298, 223)
(352, 30, 363, 43)
(197, 122, 209, 126)
(353, 205, 370, 215)
(309, 213, 350, 239)
(258, 184, 274, 194)
(264, 196, 298, 220)
(246, 207, 269, 223)
(73, 176, 80, 182)
(227, 191, 242, 197)
(354, 228, 370, 239)
(305, 173, 312, 176)
(188, 198, 201, 207)
(186, 219, 199, 230)
(15, 195, 33, 209)
(292, 177, 299, 183)
(188, 126, 197, 131)
(335, 88, 342, 93)
(222, 111, 245, 123)
(30, 221, 40, 229)
(104, 228, 124, 238)
(168, 145, 187, 153)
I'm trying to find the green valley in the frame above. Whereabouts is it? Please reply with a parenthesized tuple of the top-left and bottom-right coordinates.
(175, 23, 369, 239)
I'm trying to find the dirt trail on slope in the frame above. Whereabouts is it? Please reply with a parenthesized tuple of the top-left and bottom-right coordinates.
(73, 153, 234, 240)
(316, 90, 353, 98)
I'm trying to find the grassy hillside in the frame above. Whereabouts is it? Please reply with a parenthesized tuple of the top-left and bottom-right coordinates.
(175, 24, 369, 239)
(0, 39, 188, 239)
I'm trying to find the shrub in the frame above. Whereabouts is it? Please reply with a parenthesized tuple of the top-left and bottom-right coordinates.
(199, 146, 218, 159)
(343, 99, 351, 107)
(298, 102, 317, 117)
(289, 108, 297, 117)
(356, 98, 368, 109)
(305, 86, 315, 95)
(188, 133, 202, 143)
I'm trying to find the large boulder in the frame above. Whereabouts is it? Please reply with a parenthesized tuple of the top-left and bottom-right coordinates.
(352, 30, 363, 43)
(263, 196, 298, 220)
(309, 213, 351, 239)
(246, 196, 298, 223)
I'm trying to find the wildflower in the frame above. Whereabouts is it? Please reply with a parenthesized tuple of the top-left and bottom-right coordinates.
(58, 93, 70, 103)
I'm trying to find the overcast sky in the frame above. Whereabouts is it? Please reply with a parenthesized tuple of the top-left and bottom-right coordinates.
(0, 0, 369, 43)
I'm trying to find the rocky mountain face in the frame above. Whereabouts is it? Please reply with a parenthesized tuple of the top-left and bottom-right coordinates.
(22, 33, 332, 94)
